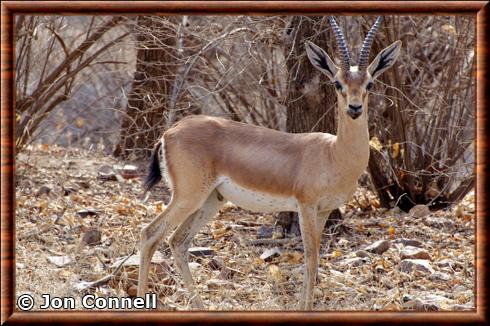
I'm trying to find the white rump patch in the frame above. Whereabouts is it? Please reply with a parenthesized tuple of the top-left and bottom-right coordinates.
(349, 66, 359, 72)
(159, 138, 172, 189)
(216, 176, 297, 213)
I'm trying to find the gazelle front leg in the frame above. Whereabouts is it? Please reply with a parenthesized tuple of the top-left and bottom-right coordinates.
(297, 203, 320, 310)
(316, 210, 331, 253)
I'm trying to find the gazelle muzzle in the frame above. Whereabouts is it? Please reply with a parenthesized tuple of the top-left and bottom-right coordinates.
(347, 104, 363, 119)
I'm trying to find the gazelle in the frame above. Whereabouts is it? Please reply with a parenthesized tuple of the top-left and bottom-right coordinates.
(138, 16, 401, 310)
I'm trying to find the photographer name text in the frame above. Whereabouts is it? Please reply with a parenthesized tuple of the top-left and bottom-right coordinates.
(34, 293, 157, 310)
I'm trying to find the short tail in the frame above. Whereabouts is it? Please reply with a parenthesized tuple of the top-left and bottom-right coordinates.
(143, 141, 162, 192)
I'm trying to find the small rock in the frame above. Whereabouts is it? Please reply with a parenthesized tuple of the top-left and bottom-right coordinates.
(429, 271, 452, 282)
(205, 279, 236, 290)
(52, 214, 64, 225)
(400, 259, 434, 274)
(337, 238, 350, 247)
(355, 250, 371, 258)
(402, 294, 414, 303)
(82, 227, 102, 245)
(383, 302, 403, 311)
(73, 281, 93, 293)
(425, 217, 454, 228)
(436, 259, 462, 269)
(452, 285, 468, 294)
(329, 270, 345, 283)
(374, 265, 385, 273)
(77, 209, 99, 218)
(339, 257, 370, 267)
(127, 284, 138, 297)
(188, 262, 201, 272)
(207, 257, 225, 270)
(77, 181, 91, 189)
(118, 261, 169, 285)
(364, 239, 390, 254)
(394, 238, 424, 248)
(400, 246, 431, 260)
(257, 225, 273, 239)
(188, 246, 215, 257)
(114, 164, 139, 179)
(218, 267, 234, 280)
(63, 186, 77, 196)
(268, 264, 284, 282)
(405, 298, 439, 311)
(98, 165, 117, 181)
(260, 247, 282, 262)
(111, 251, 168, 268)
(47, 256, 73, 267)
(409, 205, 430, 219)
(452, 302, 475, 311)
(413, 294, 455, 311)
(36, 185, 52, 197)
(313, 288, 323, 298)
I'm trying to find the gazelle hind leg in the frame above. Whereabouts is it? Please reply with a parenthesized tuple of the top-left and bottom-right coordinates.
(168, 190, 224, 309)
(137, 195, 207, 298)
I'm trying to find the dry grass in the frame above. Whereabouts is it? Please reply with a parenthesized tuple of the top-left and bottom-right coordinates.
(16, 145, 474, 311)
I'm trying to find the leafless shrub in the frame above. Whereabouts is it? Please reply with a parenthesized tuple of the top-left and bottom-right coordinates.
(15, 16, 130, 153)
(115, 16, 289, 158)
(363, 16, 475, 211)
(17, 15, 474, 210)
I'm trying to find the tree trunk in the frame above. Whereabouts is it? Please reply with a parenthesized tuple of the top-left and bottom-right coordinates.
(279, 17, 342, 235)
(113, 17, 178, 159)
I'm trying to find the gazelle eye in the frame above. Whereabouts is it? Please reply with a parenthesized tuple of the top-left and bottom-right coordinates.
(366, 82, 374, 91)
(334, 81, 342, 90)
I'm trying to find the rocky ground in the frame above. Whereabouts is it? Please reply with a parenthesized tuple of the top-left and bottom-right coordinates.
(15, 145, 475, 311)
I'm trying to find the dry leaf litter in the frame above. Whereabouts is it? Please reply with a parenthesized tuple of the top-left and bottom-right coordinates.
(16, 145, 475, 311)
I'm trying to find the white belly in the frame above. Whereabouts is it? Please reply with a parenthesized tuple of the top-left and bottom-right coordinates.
(216, 177, 297, 213)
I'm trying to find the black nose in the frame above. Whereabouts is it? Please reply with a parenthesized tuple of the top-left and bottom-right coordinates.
(347, 104, 363, 119)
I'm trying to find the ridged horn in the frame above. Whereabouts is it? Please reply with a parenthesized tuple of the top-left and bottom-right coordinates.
(358, 16, 382, 70)
(328, 16, 350, 70)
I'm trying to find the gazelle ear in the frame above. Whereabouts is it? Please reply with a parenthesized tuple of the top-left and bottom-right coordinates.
(368, 40, 402, 80)
(305, 41, 339, 81)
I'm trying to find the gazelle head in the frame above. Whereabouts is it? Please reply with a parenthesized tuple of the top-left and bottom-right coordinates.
(305, 17, 401, 120)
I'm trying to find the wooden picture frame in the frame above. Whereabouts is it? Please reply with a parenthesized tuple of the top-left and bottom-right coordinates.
(1, 1, 488, 324)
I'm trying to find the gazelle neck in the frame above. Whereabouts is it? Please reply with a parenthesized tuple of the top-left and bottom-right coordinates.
(334, 105, 370, 167)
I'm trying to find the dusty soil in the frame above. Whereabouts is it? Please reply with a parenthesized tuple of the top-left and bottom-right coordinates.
(15, 145, 475, 311)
